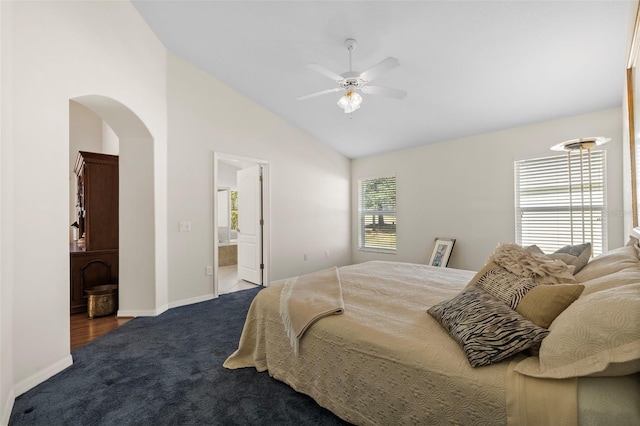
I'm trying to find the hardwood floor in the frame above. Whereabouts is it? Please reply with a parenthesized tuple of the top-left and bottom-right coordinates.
(70, 313, 133, 351)
(70, 280, 253, 351)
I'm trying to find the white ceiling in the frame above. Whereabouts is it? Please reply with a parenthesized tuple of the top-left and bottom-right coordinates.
(132, 0, 634, 159)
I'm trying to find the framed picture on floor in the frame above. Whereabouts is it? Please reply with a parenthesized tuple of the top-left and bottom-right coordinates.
(428, 237, 456, 267)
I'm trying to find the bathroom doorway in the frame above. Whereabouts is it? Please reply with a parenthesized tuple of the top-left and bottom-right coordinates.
(214, 152, 270, 296)
(217, 187, 242, 293)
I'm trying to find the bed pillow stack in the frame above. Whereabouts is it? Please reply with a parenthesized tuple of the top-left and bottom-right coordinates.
(428, 243, 583, 367)
(515, 243, 640, 378)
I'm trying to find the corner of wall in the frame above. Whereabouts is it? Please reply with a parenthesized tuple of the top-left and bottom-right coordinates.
(167, 294, 216, 310)
(1, 387, 15, 426)
(13, 355, 72, 398)
(0, 2, 15, 424)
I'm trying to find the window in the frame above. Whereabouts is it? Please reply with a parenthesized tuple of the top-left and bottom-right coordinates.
(358, 175, 397, 252)
(230, 190, 238, 231)
(515, 151, 607, 256)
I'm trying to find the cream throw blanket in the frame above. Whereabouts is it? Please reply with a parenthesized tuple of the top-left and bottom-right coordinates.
(279, 266, 344, 354)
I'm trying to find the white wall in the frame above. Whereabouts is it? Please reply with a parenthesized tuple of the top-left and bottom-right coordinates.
(102, 121, 119, 155)
(352, 108, 624, 271)
(218, 161, 239, 189)
(1, 1, 168, 418)
(68, 101, 104, 241)
(0, 2, 14, 423)
(166, 52, 352, 305)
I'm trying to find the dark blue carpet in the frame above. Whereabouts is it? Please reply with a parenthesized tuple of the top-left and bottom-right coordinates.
(9, 288, 350, 425)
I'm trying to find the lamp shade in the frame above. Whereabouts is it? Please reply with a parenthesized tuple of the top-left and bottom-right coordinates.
(550, 136, 610, 152)
(337, 90, 362, 114)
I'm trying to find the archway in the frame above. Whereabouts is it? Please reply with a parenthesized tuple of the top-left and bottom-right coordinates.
(70, 95, 159, 317)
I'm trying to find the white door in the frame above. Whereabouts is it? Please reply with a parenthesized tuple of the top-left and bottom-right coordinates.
(237, 165, 263, 284)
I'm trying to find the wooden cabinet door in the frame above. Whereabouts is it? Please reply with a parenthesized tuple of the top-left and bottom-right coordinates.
(70, 250, 119, 314)
(75, 152, 119, 251)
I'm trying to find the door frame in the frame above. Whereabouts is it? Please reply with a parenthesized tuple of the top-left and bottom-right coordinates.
(213, 151, 270, 297)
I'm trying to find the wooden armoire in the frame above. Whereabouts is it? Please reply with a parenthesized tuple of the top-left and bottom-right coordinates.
(70, 151, 119, 314)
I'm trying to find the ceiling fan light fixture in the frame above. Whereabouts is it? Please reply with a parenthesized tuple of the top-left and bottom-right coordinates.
(298, 38, 405, 112)
(337, 90, 362, 113)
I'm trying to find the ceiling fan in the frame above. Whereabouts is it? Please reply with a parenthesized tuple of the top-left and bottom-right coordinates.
(297, 38, 407, 114)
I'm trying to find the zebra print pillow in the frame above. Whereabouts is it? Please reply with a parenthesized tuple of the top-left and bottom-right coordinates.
(427, 286, 549, 367)
(475, 266, 537, 309)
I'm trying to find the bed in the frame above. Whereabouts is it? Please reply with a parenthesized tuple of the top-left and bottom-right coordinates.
(224, 243, 640, 425)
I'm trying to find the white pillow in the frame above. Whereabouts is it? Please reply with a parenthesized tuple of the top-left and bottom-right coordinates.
(575, 246, 639, 283)
(514, 284, 640, 379)
(580, 266, 640, 296)
(572, 246, 640, 296)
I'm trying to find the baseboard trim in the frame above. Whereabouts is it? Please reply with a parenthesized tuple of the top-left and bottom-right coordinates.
(1, 387, 16, 426)
(155, 303, 168, 317)
(13, 354, 73, 397)
(116, 307, 163, 317)
(117, 295, 218, 318)
(168, 294, 215, 310)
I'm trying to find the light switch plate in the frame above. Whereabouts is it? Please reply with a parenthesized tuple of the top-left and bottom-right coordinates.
(179, 221, 191, 232)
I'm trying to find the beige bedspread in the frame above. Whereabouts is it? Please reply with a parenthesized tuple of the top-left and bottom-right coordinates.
(506, 356, 577, 426)
(224, 261, 577, 425)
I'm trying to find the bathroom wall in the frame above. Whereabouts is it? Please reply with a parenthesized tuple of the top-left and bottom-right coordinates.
(218, 244, 237, 267)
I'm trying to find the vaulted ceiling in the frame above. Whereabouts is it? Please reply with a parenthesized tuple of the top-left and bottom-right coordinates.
(133, 1, 634, 159)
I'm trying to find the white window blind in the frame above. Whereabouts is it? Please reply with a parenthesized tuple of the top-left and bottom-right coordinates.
(515, 151, 607, 256)
(358, 175, 397, 252)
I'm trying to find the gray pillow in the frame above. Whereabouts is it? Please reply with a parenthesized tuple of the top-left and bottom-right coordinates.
(528, 243, 591, 274)
(551, 243, 591, 274)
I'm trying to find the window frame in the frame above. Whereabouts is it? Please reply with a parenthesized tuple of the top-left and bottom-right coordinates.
(357, 175, 397, 254)
(514, 151, 607, 256)
(230, 189, 238, 231)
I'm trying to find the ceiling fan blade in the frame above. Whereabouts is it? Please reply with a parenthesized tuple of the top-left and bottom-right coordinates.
(307, 63, 344, 81)
(359, 57, 400, 82)
(361, 85, 407, 99)
(296, 87, 342, 101)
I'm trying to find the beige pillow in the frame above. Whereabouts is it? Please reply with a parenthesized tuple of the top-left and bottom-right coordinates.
(575, 246, 639, 283)
(515, 284, 584, 328)
(626, 235, 640, 253)
(580, 266, 640, 296)
(514, 284, 640, 379)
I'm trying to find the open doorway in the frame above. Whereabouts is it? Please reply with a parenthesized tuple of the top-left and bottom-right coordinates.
(68, 95, 158, 349)
(68, 101, 124, 349)
(214, 152, 270, 296)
